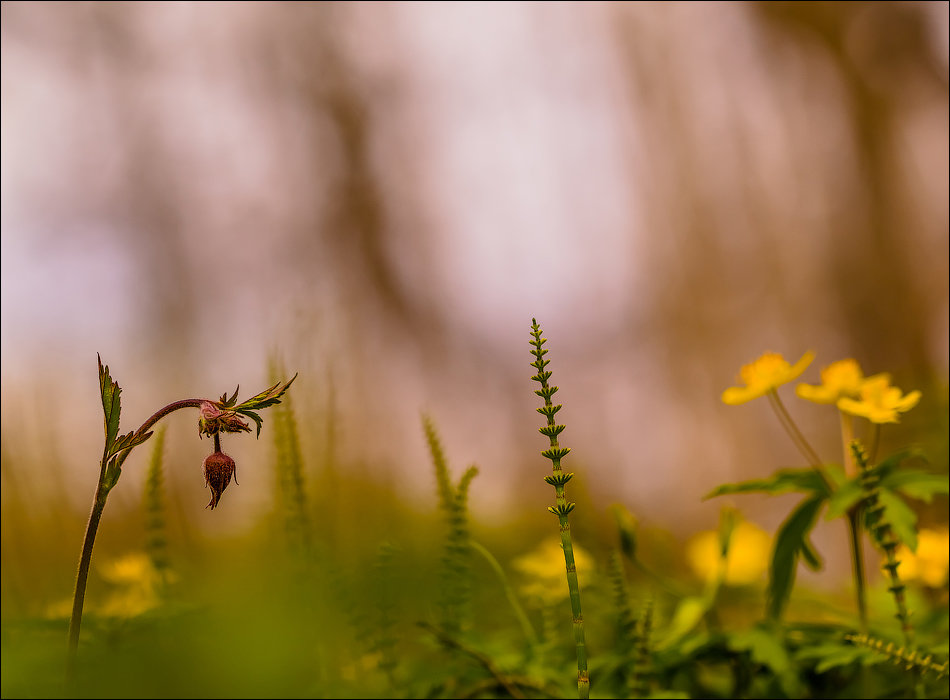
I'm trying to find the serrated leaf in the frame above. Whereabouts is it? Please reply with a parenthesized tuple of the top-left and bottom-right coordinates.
(98, 354, 122, 451)
(768, 494, 826, 620)
(826, 476, 864, 519)
(875, 488, 918, 551)
(109, 430, 155, 458)
(239, 410, 264, 438)
(219, 385, 240, 407)
(705, 467, 829, 500)
(233, 374, 298, 415)
(880, 469, 949, 503)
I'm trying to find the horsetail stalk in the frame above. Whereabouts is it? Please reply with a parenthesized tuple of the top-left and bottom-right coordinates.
(851, 440, 914, 647)
(846, 633, 948, 679)
(529, 319, 589, 699)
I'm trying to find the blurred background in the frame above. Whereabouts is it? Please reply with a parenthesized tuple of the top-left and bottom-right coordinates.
(2, 0, 948, 601)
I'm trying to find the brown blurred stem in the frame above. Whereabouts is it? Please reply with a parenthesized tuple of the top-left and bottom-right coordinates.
(67, 398, 205, 680)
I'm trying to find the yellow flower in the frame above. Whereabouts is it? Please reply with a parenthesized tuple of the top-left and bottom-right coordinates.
(686, 521, 772, 586)
(836, 375, 921, 424)
(97, 552, 175, 618)
(796, 358, 883, 404)
(513, 538, 594, 605)
(722, 351, 815, 405)
(892, 528, 949, 588)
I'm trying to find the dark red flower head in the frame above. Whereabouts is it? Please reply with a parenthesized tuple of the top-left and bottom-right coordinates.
(202, 451, 236, 510)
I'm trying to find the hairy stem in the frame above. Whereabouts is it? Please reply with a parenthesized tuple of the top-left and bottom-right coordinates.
(68, 397, 206, 676)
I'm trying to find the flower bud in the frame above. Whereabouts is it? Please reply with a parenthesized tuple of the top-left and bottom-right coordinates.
(198, 401, 251, 438)
(202, 451, 236, 510)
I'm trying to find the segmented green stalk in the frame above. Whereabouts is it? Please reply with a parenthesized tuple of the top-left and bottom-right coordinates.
(631, 598, 654, 699)
(371, 541, 399, 686)
(423, 415, 478, 636)
(846, 633, 949, 679)
(529, 319, 589, 699)
(270, 360, 311, 554)
(608, 551, 638, 697)
(143, 426, 169, 578)
(851, 440, 913, 646)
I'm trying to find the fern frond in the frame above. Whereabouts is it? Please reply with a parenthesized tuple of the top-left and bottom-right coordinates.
(846, 633, 949, 679)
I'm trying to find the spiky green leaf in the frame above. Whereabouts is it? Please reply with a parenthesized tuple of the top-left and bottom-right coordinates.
(880, 469, 949, 503)
(875, 488, 918, 551)
(98, 354, 122, 451)
(768, 494, 826, 619)
(705, 468, 830, 500)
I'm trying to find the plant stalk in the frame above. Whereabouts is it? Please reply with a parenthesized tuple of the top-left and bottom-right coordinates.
(530, 320, 589, 699)
(67, 398, 205, 677)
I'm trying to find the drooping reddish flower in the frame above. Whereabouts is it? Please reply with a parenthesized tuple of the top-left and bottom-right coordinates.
(202, 451, 236, 509)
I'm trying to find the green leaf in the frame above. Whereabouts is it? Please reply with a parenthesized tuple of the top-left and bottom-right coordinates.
(657, 596, 710, 650)
(239, 410, 264, 438)
(880, 469, 949, 503)
(219, 385, 240, 407)
(704, 468, 829, 500)
(234, 374, 298, 413)
(796, 641, 880, 671)
(768, 494, 826, 620)
(875, 488, 918, 551)
(825, 476, 864, 519)
(102, 455, 121, 492)
(108, 430, 155, 459)
(875, 447, 929, 475)
(800, 536, 824, 571)
(728, 624, 802, 695)
(98, 354, 122, 451)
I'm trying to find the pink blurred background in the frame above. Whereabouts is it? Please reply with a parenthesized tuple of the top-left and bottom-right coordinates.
(2, 2, 947, 559)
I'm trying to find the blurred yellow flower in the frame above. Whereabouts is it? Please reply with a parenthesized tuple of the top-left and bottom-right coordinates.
(46, 551, 173, 620)
(796, 358, 884, 405)
(722, 351, 815, 405)
(98, 552, 170, 618)
(893, 528, 949, 588)
(836, 375, 921, 424)
(686, 521, 772, 586)
(513, 538, 594, 605)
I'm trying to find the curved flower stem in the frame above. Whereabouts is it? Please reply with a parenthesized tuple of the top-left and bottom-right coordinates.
(67, 398, 205, 679)
(839, 412, 855, 477)
(470, 540, 539, 648)
(847, 507, 868, 631)
(868, 423, 881, 465)
(766, 390, 830, 488)
(837, 410, 867, 630)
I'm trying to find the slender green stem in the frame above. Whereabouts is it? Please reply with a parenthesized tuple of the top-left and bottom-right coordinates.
(471, 540, 539, 647)
(68, 398, 206, 677)
(767, 390, 832, 491)
(847, 509, 868, 631)
(869, 423, 881, 465)
(838, 410, 868, 630)
(839, 411, 855, 476)
(418, 621, 527, 700)
(66, 492, 107, 681)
